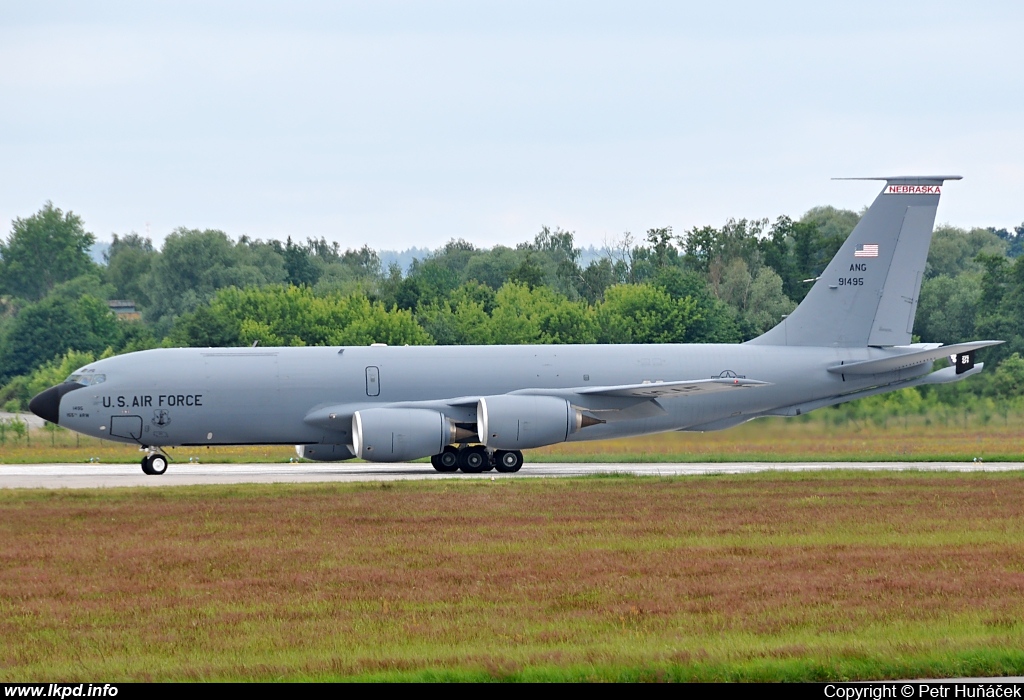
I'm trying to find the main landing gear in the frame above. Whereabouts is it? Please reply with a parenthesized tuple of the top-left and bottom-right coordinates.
(430, 445, 524, 474)
(140, 449, 169, 476)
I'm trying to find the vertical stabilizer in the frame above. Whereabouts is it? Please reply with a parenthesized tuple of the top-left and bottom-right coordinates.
(749, 176, 960, 348)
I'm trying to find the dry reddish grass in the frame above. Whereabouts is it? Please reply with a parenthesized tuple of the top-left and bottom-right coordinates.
(1, 474, 1024, 680)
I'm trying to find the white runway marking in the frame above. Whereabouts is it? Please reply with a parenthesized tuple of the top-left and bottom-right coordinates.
(0, 461, 1020, 489)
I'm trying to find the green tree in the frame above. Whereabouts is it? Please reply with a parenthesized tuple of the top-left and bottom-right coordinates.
(104, 233, 156, 307)
(25, 350, 99, 401)
(577, 258, 619, 304)
(742, 267, 795, 338)
(595, 284, 700, 344)
(926, 226, 1007, 279)
(524, 226, 583, 297)
(146, 229, 286, 331)
(0, 202, 97, 300)
(283, 236, 320, 287)
(759, 215, 820, 302)
(991, 353, 1024, 398)
(508, 252, 546, 289)
(800, 205, 859, 249)
(989, 223, 1024, 258)
(914, 274, 980, 344)
(796, 206, 857, 283)
(973, 254, 1023, 365)
(683, 219, 765, 278)
(652, 267, 741, 343)
(171, 285, 432, 348)
(459, 246, 522, 290)
(395, 257, 461, 310)
(414, 282, 496, 345)
(0, 296, 119, 383)
(48, 273, 115, 305)
(486, 283, 595, 345)
(645, 227, 677, 269)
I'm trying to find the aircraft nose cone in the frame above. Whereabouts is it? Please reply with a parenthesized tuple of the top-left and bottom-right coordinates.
(28, 383, 84, 425)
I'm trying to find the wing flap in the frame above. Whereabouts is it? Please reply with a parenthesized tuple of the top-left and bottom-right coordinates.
(574, 377, 770, 398)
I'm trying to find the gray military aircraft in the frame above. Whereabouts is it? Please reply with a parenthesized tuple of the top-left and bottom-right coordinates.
(29, 176, 1001, 475)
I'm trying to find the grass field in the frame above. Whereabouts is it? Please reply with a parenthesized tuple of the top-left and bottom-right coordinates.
(1, 411, 1023, 464)
(2, 473, 1024, 681)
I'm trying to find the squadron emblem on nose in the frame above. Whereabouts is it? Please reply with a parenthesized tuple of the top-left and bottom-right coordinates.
(152, 409, 172, 427)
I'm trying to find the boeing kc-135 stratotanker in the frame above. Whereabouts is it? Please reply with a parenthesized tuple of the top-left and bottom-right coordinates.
(29, 177, 1001, 475)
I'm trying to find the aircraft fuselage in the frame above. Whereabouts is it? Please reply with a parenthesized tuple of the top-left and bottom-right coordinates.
(53, 342, 925, 448)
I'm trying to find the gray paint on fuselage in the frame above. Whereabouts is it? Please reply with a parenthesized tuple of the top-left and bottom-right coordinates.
(57, 342, 924, 448)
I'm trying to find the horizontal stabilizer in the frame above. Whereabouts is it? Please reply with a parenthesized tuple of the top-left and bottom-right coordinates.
(575, 377, 770, 398)
(767, 363, 985, 417)
(917, 363, 984, 385)
(827, 340, 1003, 375)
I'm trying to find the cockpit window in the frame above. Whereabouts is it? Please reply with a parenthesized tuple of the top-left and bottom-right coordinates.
(65, 373, 106, 386)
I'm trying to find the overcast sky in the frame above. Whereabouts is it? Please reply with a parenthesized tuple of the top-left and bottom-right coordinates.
(1, 1, 1021, 252)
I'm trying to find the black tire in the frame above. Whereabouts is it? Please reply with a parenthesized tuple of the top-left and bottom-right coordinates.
(140, 456, 154, 475)
(431, 448, 459, 473)
(148, 454, 168, 475)
(441, 447, 459, 471)
(494, 450, 524, 473)
(458, 446, 489, 473)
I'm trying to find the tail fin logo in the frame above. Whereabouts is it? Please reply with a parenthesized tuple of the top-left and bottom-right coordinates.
(854, 244, 879, 258)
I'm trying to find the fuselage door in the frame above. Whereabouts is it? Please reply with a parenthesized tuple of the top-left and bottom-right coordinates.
(365, 366, 380, 397)
(110, 415, 143, 440)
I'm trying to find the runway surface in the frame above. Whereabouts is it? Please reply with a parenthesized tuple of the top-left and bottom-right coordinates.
(1, 461, 1021, 489)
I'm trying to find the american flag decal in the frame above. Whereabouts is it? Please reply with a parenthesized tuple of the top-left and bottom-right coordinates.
(855, 244, 879, 258)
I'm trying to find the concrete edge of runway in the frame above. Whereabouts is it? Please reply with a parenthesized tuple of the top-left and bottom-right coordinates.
(1, 461, 1022, 489)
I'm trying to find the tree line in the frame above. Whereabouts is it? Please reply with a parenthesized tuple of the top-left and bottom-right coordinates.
(1, 200, 1022, 412)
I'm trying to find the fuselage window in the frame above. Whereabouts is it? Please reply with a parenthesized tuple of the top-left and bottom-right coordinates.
(366, 366, 380, 396)
(65, 373, 106, 386)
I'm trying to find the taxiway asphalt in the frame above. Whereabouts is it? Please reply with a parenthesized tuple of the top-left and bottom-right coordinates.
(0, 461, 1021, 489)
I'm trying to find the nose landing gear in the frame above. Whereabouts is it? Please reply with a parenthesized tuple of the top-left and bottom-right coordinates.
(140, 449, 170, 475)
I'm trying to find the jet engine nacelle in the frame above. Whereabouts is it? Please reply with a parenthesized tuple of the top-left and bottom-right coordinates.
(295, 444, 355, 462)
(352, 408, 456, 462)
(478, 394, 594, 450)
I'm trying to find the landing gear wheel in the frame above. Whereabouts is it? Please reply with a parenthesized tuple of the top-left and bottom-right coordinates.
(494, 450, 524, 473)
(458, 446, 489, 473)
(148, 454, 168, 475)
(140, 455, 154, 475)
(431, 447, 459, 473)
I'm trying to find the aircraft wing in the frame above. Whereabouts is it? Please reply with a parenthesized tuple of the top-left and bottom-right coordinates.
(408, 377, 771, 407)
(303, 377, 771, 432)
(828, 340, 1003, 375)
